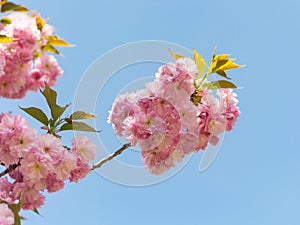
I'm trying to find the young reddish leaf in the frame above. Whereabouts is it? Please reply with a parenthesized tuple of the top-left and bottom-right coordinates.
(219, 59, 243, 71)
(36, 15, 45, 32)
(169, 49, 185, 60)
(19, 106, 49, 126)
(1, 2, 29, 12)
(70, 111, 95, 120)
(213, 54, 231, 61)
(41, 44, 61, 55)
(46, 35, 73, 47)
(193, 48, 206, 77)
(0, 34, 13, 43)
(208, 53, 244, 78)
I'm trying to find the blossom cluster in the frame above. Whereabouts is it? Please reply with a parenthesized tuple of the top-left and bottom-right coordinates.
(0, 113, 96, 213)
(109, 57, 240, 174)
(0, 13, 63, 99)
(0, 203, 14, 225)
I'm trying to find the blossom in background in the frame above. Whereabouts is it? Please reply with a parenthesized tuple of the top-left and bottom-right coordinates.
(0, 13, 63, 99)
(109, 55, 241, 174)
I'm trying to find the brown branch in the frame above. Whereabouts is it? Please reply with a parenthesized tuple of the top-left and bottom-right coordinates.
(0, 161, 20, 177)
(92, 143, 131, 170)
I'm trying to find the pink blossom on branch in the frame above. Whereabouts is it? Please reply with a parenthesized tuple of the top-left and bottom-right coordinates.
(0, 203, 14, 225)
(109, 54, 241, 174)
(0, 113, 97, 213)
(0, 13, 64, 99)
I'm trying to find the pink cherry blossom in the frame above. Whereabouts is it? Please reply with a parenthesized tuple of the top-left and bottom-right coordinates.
(70, 160, 92, 183)
(19, 148, 52, 185)
(13, 182, 45, 210)
(37, 134, 65, 161)
(176, 57, 199, 79)
(0, 203, 14, 225)
(0, 13, 64, 99)
(53, 150, 77, 181)
(46, 174, 65, 193)
(0, 178, 14, 204)
(71, 135, 96, 163)
(218, 88, 240, 131)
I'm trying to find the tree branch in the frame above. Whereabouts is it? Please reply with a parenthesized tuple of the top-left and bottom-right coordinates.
(92, 143, 131, 170)
(0, 161, 20, 177)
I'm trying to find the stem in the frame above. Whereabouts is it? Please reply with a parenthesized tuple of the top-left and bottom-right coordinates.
(92, 143, 131, 170)
(198, 72, 210, 87)
(0, 161, 21, 177)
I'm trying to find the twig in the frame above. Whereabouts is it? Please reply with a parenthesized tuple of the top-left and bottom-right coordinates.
(0, 161, 20, 177)
(92, 143, 131, 170)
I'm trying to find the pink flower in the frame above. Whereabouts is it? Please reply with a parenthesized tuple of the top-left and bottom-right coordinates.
(35, 54, 63, 87)
(16, 48, 33, 63)
(218, 88, 240, 131)
(155, 63, 195, 96)
(71, 135, 96, 163)
(53, 150, 77, 181)
(0, 72, 28, 99)
(0, 113, 36, 165)
(0, 13, 63, 99)
(70, 160, 91, 183)
(13, 182, 45, 210)
(176, 57, 198, 79)
(0, 203, 14, 225)
(197, 90, 226, 149)
(19, 148, 52, 185)
(108, 57, 241, 175)
(45, 174, 65, 193)
(37, 134, 65, 161)
(108, 91, 148, 136)
(0, 178, 14, 204)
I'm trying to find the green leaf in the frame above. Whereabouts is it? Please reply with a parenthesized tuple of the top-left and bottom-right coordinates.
(0, 34, 14, 43)
(41, 44, 61, 55)
(193, 48, 206, 77)
(19, 106, 48, 126)
(208, 53, 244, 75)
(0, 17, 11, 25)
(1, 2, 29, 12)
(33, 208, 40, 215)
(60, 121, 100, 132)
(51, 104, 69, 122)
(216, 70, 231, 79)
(49, 119, 55, 127)
(202, 80, 238, 89)
(40, 83, 58, 111)
(70, 111, 95, 120)
(46, 35, 73, 47)
(59, 122, 72, 131)
(40, 83, 69, 122)
(169, 49, 185, 60)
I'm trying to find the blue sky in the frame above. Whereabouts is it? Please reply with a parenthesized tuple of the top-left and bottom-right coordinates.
(1, 0, 300, 224)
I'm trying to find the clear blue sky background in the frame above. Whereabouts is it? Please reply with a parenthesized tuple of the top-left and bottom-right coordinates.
(1, 0, 300, 224)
